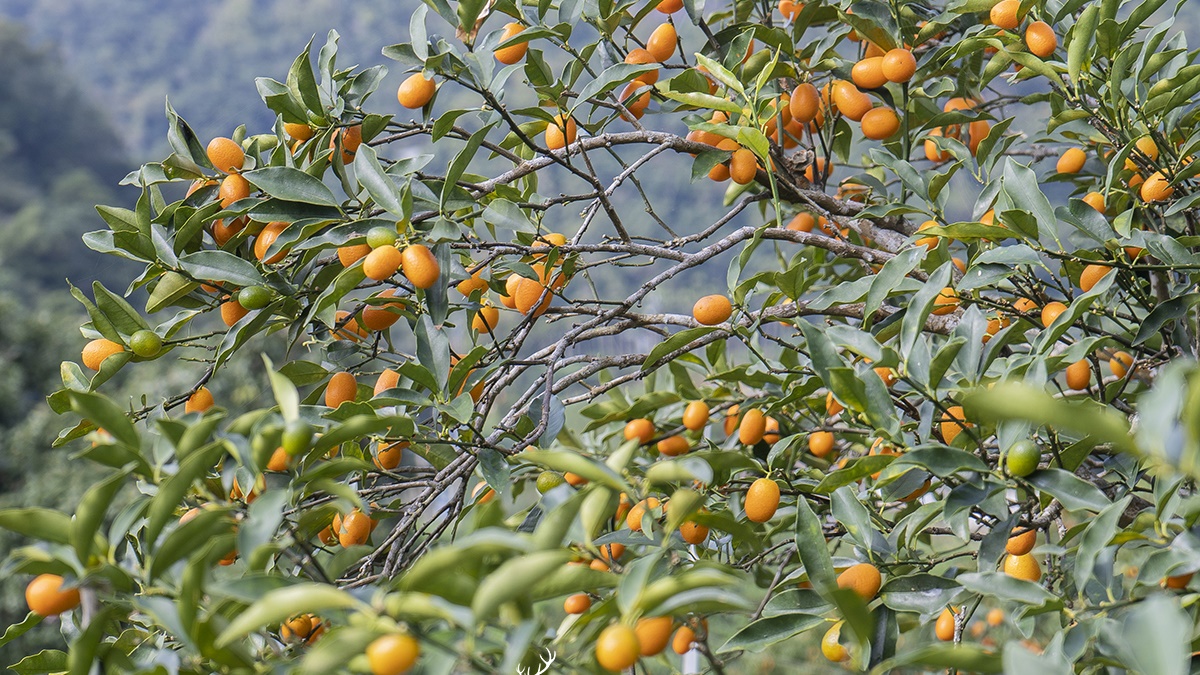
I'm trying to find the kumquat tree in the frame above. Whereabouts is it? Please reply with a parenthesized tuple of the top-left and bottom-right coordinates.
(8, 0, 1200, 672)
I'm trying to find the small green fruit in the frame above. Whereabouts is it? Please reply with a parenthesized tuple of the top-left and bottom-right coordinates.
(536, 470, 566, 494)
(281, 419, 315, 456)
(1006, 440, 1040, 477)
(129, 330, 163, 358)
(237, 285, 275, 310)
(366, 226, 400, 249)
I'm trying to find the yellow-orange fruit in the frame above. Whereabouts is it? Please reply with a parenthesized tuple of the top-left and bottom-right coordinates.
(682, 400, 710, 430)
(333, 310, 368, 342)
(494, 23, 529, 65)
(636, 616, 674, 656)
(1007, 528, 1037, 556)
(861, 107, 900, 140)
(672, 625, 696, 654)
(25, 575, 81, 616)
(374, 369, 400, 396)
(266, 447, 291, 472)
(882, 48, 917, 83)
(82, 338, 125, 371)
(680, 520, 709, 545)
(914, 220, 939, 249)
(837, 563, 882, 600)
(744, 477, 780, 523)
(207, 137, 245, 173)
(826, 392, 844, 417)
(366, 633, 420, 675)
(738, 408, 767, 445)
(990, 0, 1020, 30)
(935, 607, 957, 641)
(1065, 359, 1091, 390)
(987, 608, 1005, 626)
(831, 80, 872, 121)
(1141, 170, 1174, 202)
(564, 593, 592, 614)
(624, 48, 660, 85)
(545, 114, 578, 150)
(1079, 264, 1111, 292)
(624, 418, 655, 445)
(931, 287, 959, 315)
(596, 542, 625, 562)
(219, 173, 251, 209)
(338, 243, 372, 267)
(564, 472, 588, 486)
(1013, 297, 1038, 313)
(1004, 553, 1042, 581)
(809, 431, 834, 458)
(822, 621, 850, 662)
(1110, 351, 1134, 378)
(362, 289, 404, 331)
(1025, 21, 1057, 58)
(851, 57, 888, 89)
(940, 405, 969, 444)
(401, 245, 441, 289)
(325, 371, 357, 408)
(1041, 301, 1067, 327)
(693, 294, 733, 325)
(185, 387, 214, 414)
(788, 212, 816, 233)
(789, 83, 821, 124)
(363, 244, 403, 281)
(254, 221, 289, 264)
(656, 0, 683, 11)
(374, 440, 408, 470)
(397, 73, 436, 109)
(338, 510, 372, 547)
(925, 128, 951, 162)
(1164, 572, 1194, 590)
(211, 217, 245, 247)
(472, 305, 500, 332)
(626, 497, 662, 531)
(1057, 147, 1086, 174)
(730, 148, 758, 185)
(723, 405, 740, 437)
(618, 82, 651, 120)
(284, 123, 314, 141)
(657, 435, 690, 456)
(595, 624, 640, 671)
(646, 22, 677, 62)
(1082, 191, 1106, 213)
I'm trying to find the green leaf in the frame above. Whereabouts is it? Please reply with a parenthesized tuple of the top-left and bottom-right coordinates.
(1026, 468, 1112, 513)
(264, 355, 300, 421)
(956, 572, 1061, 607)
(146, 271, 199, 313)
(144, 441, 228, 547)
(794, 496, 837, 594)
(643, 327, 717, 370)
(286, 38, 324, 119)
(0, 613, 41, 650)
(473, 550, 575, 621)
(0, 508, 72, 545)
(717, 613, 825, 653)
(1074, 496, 1129, 592)
(71, 468, 131, 562)
(879, 574, 961, 614)
(514, 449, 632, 493)
(353, 144, 405, 219)
(147, 507, 235, 581)
(1067, 4, 1099, 88)
(577, 63, 658, 104)
(1121, 593, 1189, 675)
(8, 650, 68, 675)
(694, 53, 743, 94)
(1134, 293, 1200, 345)
(964, 383, 1135, 455)
(216, 584, 369, 646)
(244, 167, 340, 207)
(864, 248, 925, 328)
(66, 391, 138, 448)
(870, 643, 1002, 674)
(92, 281, 150, 335)
(177, 250, 266, 288)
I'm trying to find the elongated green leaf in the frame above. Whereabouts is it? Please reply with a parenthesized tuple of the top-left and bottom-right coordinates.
(473, 550, 574, 621)
(353, 144, 405, 218)
(244, 167, 340, 207)
(177, 250, 266, 288)
(71, 468, 131, 561)
(718, 613, 825, 653)
(216, 584, 368, 645)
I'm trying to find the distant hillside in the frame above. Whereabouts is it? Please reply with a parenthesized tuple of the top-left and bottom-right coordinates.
(0, 0, 421, 156)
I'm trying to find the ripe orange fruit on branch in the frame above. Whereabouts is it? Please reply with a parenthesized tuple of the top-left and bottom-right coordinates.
(82, 338, 124, 371)
(656, 0, 683, 13)
(1057, 147, 1086, 174)
(989, 0, 1020, 30)
(1110, 351, 1134, 378)
(1065, 359, 1091, 390)
(397, 73, 436, 109)
(745, 477, 780, 523)
(362, 289, 404, 331)
(931, 287, 959, 315)
(366, 633, 420, 675)
(494, 23, 528, 64)
(284, 123, 313, 141)
(1040, 301, 1067, 327)
(1141, 170, 1174, 202)
(338, 510, 372, 547)
(693, 294, 732, 325)
(626, 497, 661, 531)
(738, 408, 766, 445)
(375, 440, 407, 470)
(1007, 527, 1037, 556)
(882, 48, 916, 83)
(1079, 263, 1111, 292)
(636, 616, 674, 656)
(185, 387, 214, 414)
(564, 593, 592, 614)
(939, 405, 969, 444)
(789, 83, 820, 123)
(861, 107, 900, 140)
(401, 244, 440, 289)
(809, 431, 834, 458)
(672, 625, 696, 654)
(624, 418, 655, 444)
(219, 173, 251, 208)
(837, 562, 882, 600)
(624, 48, 659, 85)
(545, 113, 578, 150)
(730, 148, 757, 185)
(254, 221, 289, 264)
(935, 607, 957, 641)
(822, 621, 850, 662)
(831, 80, 871, 121)
(472, 304, 500, 332)
(325, 371, 357, 408)
(680, 519, 709, 544)
(595, 624, 640, 671)
(646, 23, 677, 62)
(364, 244, 403, 281)
(1025, 21, 1057, 58)
(682, 401, 710, 430)
(25, 574, 81, 616)
(338, 243, 371, 267)
(1004, 553, 1042, 581)
(1082, 191, 1106, 213)
(657, 435, 690, 456)
(851, 57, 888, 89)
(207, 137, 245, 173)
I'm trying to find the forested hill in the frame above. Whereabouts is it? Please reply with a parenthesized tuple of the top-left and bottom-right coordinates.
(0, 0, 417, 156)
